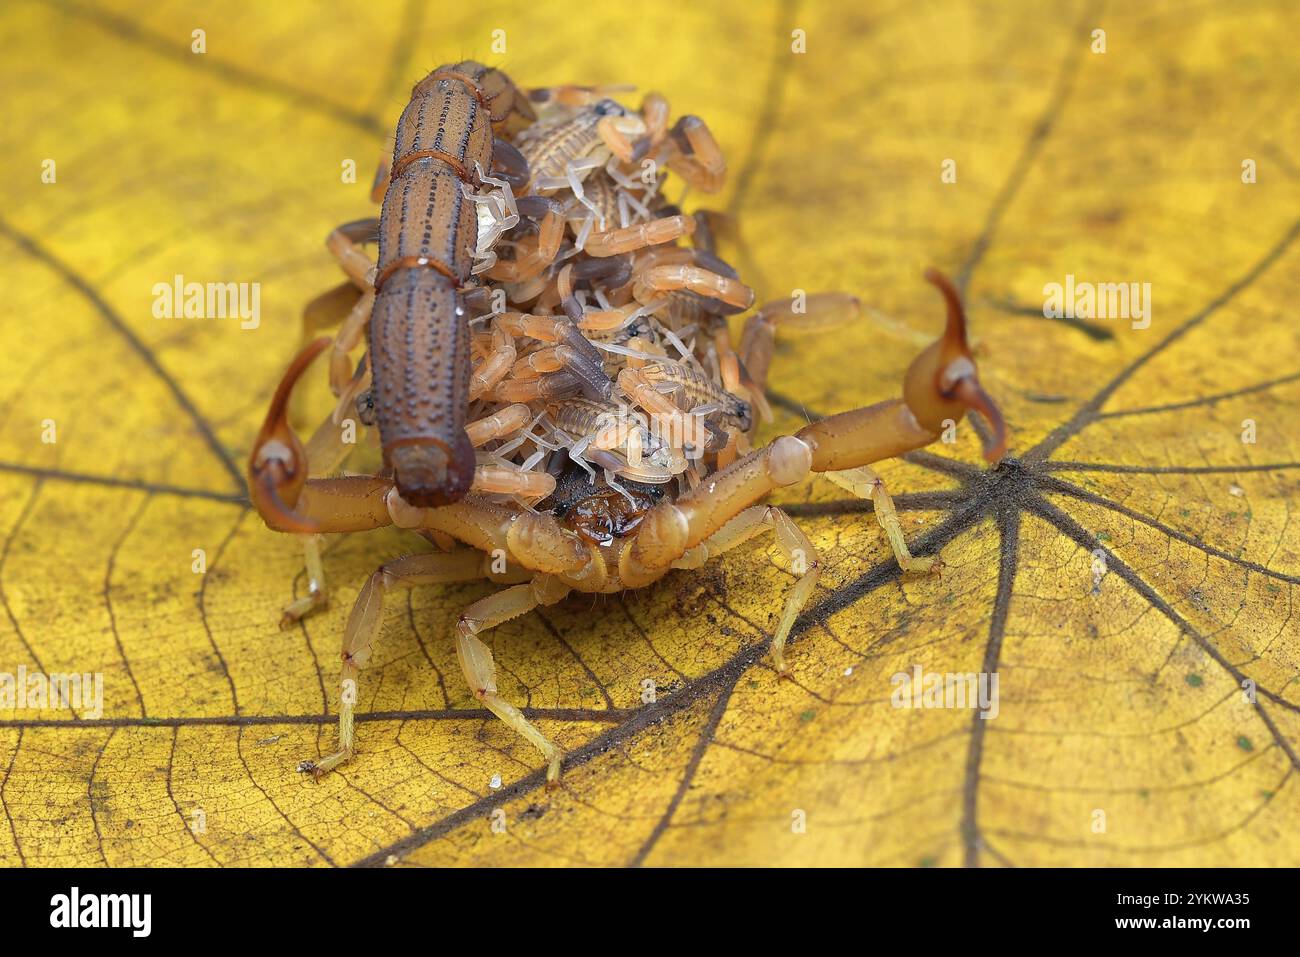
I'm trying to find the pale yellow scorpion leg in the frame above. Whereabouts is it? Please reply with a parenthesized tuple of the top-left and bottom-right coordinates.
(279, 533, 328, 629)
(325, 218, 378, 290)
(321, 219, 379, 395)
(673, 505, 821, 673)
(455, 575, 572, 785)
(823, 466, 943, 575)
(300, 550, 501, 779)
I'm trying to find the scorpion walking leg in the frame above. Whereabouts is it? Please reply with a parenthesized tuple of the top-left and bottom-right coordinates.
(325, 218, 379, 289)
(293, 282, 365, 427)
(280, 533, 328, 628)
(301, 550, 497, 778)
(664, 116, 726, 193)
(311, 220, 379, 395)
(673, 506, 820, 673)
(369, 130, 396, 204)
(484, 204, 563, 283)
(823, 466, 941, 574)
(330, 351, 372, 426)
(528, 83, 635, 108)
(455, 575, 572, 784)
(301, 281, 362, 342)
(328, 286, 376, 396)
(301, 400, 369, 477)
(491, 137, 530, 192)
(582, 215, 695, 257)
(632, 263, 754, 313)
(739, 292, 861, 400)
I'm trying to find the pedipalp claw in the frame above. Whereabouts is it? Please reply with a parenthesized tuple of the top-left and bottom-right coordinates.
(953, 376, 1008, 463)
(249, 337, 330, 532)
(918, 269, 1009, 463)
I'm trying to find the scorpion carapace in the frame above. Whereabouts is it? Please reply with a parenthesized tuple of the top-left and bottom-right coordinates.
(372, 61, 534, 508)
(247, 68, 1008, 784)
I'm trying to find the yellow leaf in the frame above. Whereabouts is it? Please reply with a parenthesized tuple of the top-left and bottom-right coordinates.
(1, 0, 1298, 867)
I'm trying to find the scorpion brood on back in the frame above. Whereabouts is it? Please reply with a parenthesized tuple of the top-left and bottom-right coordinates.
(248, 63, 1009, 783)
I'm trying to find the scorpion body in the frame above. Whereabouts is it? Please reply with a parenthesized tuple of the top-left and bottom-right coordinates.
(248, 71, 1009, 786)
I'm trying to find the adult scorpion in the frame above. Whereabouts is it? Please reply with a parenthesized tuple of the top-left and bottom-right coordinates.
(248, 63, 1008, 783)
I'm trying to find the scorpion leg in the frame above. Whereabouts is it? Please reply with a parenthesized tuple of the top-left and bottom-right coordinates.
(280, 533, 328, 628)
(329, 286, 376, 396)
(313, 220, 379, 396)
(738, 291, 861, 425)
(369, 159, 390, 205)
(491, 137, 530, 192)
(331, 350, 372, 425)
(632, 262, 754, 312)
(664, 116, 726, 193)
(562, 156, 608, 219)
(672, 505, 820, 673)
(691, 210, 721, 254)
(369, 130, 396, 204)
(251, 474, 396, 632)
(469, 322, 517, 399)
(583, 214, 695, 257)
(455, 575, 572, 785)
(596, 114, 643, 164)
(472, 466, 556, 499)
(711, 321, 743, 395)
(823, 466, 942, 575)
(484, 205, 563, 283)
(302, 400, 368, 477)
(300, 550, 504, 779)
(639, 92, 670, 150)
(528, 83, 635, 108)
(466, 403, 531, 447)
(294, 281, 364, 427)
(325, 218, 379, 290)
(301, 281, 362, 342)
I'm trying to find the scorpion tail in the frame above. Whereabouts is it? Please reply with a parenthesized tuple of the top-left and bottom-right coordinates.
(370, 274, 477, 509)
(388, 437, 476, 509)
(248, 338, 329, 533)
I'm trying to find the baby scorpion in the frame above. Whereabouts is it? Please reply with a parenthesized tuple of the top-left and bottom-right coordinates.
(247, 69, 1009, 786)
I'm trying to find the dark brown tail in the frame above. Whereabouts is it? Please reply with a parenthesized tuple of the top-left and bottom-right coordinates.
(368, 270, 475, 507)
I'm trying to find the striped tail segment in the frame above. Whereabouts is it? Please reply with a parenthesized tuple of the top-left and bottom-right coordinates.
(370, 62, 531, 507)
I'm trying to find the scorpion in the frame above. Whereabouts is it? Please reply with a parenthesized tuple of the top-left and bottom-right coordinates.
(248, 64, 1009, 783)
